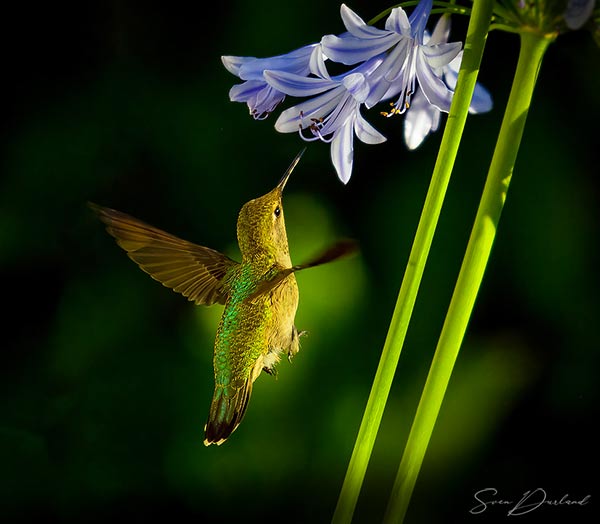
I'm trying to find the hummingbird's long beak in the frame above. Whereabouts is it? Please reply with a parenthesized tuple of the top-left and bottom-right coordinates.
(277, 148, 306, 192)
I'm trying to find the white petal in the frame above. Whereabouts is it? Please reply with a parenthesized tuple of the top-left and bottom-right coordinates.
(321, 33, 400, 65)
(422, 42, 462, 69)
(366, 81, 394, 109)
(383, 38, 411, 82)
(408, 0, 433, 41)
(330, 120, 355, 184)
(354, 111, 386, 145)
(274, 108, 304, 134)
(274, 87, 345, 132)
(342, 73, 369, 103)
(222, 55, 255, 76)
(309, 44, 330, 78)
(365, 78, 393, 108)
(404, 90, 437, 150)
(264, 70, 336, 97)
(445, 52, 463, 88)
(363, 41, 411, 108)
(431, 109, 441, 132)
(416, 51, 454, 112)
(429, 14, 451, 45)
(317, 95, 355, 137)
(385, 7, 411, 36)
(238, 45, 316, 80)
(228, 80, 263, 102)
(340, 4, 385, 38)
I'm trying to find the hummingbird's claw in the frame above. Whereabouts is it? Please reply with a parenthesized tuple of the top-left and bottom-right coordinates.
(287, 326, 306, 363)
(263, 366, 278, 379)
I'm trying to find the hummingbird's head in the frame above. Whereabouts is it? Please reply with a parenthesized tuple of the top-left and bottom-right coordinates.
(236, 150, 305, 264)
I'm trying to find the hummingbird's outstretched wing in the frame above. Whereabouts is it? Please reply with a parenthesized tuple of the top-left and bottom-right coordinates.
(246, 239, 358, 301)
(89, 203, 238, 305)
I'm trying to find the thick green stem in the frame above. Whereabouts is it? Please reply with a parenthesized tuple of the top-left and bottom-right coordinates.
(383, 30, 553, 524)
(331, 3, 494, 523)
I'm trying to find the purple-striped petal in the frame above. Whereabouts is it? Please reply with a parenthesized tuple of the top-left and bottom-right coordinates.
(309, 45, 330, 78)
(428, 14, 451, 45)
(382, 38, 412, 82)
(330, 119, 355, 184)
(237, 45, 317, 80)
(385, 7, 411, 36)
(354, 111, 386, 144)
(274, 86, 346, 132)
(228, 81, 286, 119)
(404, 89, 438, 150)
(340, 4, 386, 38)
(409, 0, 433, 42)
(264, 70, 336, 97)
(342, 73, 370, 103)
(229, 80, 267, 102)
(221, 55, 254, 76)
(421, 42, 462, 69)
(415, 51, 454, 112)
(321, 32, 400, 65)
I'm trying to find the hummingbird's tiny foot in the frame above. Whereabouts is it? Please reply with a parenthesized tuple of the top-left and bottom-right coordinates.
(263, 366, 278, 378)
(287, 326, 304, 362)
(287, 346, 300, 363)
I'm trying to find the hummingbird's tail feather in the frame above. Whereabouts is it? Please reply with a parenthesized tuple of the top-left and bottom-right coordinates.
(204, 379, 253, 446)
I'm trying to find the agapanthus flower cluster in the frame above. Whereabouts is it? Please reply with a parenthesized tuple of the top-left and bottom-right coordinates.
(222, 0, 492, 183)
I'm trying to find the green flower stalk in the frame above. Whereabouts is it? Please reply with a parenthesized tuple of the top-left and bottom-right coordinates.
(221, 1, 595, 522)
(331, 2, 495, 522)
(383, 20, 555, 524)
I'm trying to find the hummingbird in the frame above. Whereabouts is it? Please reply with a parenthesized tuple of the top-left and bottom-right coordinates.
(89, 150, 356, 446)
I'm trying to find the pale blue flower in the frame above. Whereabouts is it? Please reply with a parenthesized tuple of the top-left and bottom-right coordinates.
(403, 16, 493, 149)
(222, 44, 327, 119)
(222, 0, 492, 182)
(321, 2, 462, 113)
(265, 59, 386, 184)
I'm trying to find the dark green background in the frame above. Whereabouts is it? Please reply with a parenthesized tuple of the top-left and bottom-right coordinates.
(2, 1, 598, 522)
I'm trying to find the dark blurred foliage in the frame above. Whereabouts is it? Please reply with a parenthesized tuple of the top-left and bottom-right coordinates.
(1, 1, 598, 523)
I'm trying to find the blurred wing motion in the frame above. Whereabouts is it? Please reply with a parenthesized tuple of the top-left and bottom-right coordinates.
(247, 238, 359, 301)
(89, 203, 238, 305)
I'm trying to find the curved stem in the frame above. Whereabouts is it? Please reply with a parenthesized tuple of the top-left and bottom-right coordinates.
(331, 2, 494, 523)
(383, 30, 554, 524)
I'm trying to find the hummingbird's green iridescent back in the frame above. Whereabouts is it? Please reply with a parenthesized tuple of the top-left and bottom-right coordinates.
(90, 150, 356, 446)
(207, 261, 299, 444)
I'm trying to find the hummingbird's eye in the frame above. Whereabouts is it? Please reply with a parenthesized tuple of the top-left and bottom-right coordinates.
(274, 206, 281, 218)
